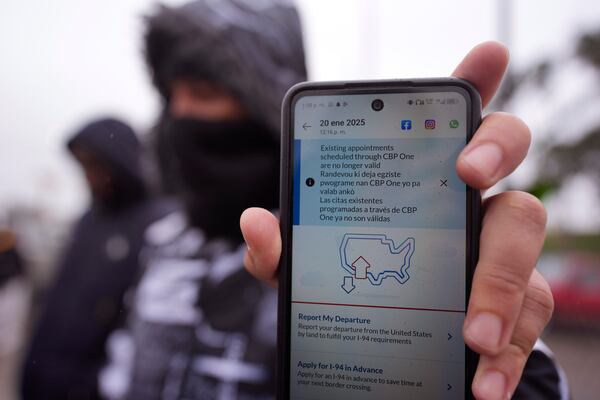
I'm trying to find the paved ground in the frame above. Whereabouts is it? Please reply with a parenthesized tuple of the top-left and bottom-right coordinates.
(543, 326, 600, 400)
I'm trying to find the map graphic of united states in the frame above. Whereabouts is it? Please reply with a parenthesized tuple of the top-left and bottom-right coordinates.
(339, 233, 415, 293)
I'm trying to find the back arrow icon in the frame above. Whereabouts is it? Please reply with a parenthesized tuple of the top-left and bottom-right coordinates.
(302, 122, 312, 130)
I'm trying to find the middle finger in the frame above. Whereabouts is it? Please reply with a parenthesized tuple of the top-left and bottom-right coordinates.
(463, 191, 547, 356)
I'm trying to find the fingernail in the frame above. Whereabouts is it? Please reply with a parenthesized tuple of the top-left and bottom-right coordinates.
(465, 312, 503, 351)
(462, 143, 503, 179)
(240, 227, 253, 249)
(241, 227, 253, 256)
(246, 245, 255, 260)
(245, 246, 258, 270)
(476, 370, 507, 400)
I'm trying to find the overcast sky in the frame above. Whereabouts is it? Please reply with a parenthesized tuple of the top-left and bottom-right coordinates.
(1, 0, 600, 231)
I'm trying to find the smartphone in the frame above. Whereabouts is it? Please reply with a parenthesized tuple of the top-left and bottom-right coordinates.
(278, 79, 481, 399)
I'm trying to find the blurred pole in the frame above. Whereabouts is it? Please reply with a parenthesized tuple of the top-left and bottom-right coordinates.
(493, 0, 513, 109)
(497, 0, 512, 49)
(359, 0, 381, 77)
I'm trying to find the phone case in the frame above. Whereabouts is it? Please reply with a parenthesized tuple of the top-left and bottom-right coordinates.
(278, 78, 482, 400)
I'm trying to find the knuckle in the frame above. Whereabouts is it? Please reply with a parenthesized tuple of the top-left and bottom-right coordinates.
(507, 114, 532, 145)
(503, 191, 547, 232)
(478, 261, 528, 299)
(485, 112, 532, 146)
(506, 339, 533, 366)
(524, 277, 555, 324)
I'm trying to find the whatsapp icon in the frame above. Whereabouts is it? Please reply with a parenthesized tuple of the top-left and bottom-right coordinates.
(449, 119, 459, 129)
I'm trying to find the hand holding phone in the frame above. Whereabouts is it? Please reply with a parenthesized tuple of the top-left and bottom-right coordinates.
(241, 42, 551, 400)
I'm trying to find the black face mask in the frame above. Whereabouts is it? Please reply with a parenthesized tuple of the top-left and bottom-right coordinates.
(161, 117, 280, 241)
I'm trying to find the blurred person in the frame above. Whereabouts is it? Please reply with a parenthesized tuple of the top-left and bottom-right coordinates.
(0, 229, 24, 290)
(21, 118, 176, 400)
(99, 1, 306, 399)
(0, 229, 29, 400)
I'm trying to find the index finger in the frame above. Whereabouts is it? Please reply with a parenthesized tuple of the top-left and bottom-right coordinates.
(452, 41, 509, 108)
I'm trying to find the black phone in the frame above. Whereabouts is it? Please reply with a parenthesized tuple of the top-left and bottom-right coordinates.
(278, 79, 482, 399)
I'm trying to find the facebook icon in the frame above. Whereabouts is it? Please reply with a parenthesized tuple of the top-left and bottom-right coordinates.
(400, 119, 412, 130)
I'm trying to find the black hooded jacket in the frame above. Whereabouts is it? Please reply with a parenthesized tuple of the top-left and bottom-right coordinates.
(97, 2, 308, 400)
(21, 118, 176, 400)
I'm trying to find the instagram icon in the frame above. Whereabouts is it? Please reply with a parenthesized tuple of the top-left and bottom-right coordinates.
(424, 119, 436, 129)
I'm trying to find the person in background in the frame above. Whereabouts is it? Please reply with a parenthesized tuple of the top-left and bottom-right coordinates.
(0, 228, 28, 400)
(99, 1, 306, 399)
(21, 118, 175, 400)
(0, 229, 24, 291)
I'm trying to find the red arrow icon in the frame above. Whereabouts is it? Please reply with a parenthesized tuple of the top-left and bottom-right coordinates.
(352, 256, 370, 279)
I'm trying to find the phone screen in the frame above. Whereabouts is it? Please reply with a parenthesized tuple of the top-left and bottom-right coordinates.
(285, 84, 477, 399)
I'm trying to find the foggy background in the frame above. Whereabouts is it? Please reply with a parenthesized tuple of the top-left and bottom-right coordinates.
(2, 0, 600, 230)
(1, 1, 600, 399)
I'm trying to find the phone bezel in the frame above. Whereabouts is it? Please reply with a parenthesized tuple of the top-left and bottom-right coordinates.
(278, 78, 482, 400)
